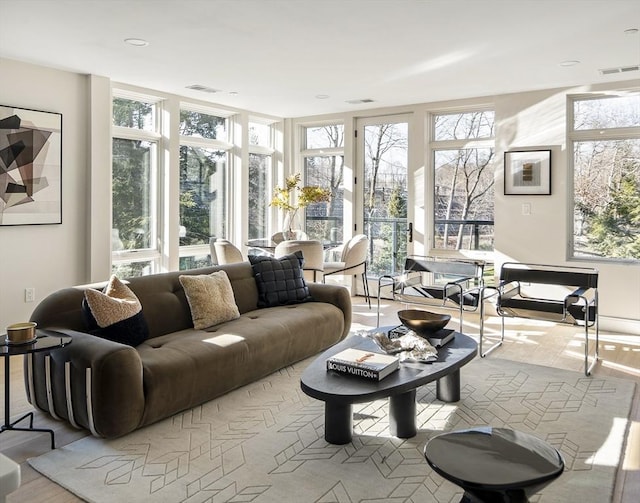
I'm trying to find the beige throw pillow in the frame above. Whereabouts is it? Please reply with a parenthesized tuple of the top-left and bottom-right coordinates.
(179, 270, 240, 330)
(84, 275, 142, 327)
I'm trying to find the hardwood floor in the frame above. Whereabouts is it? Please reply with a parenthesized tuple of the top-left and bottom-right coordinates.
(1, 298, 638, 502)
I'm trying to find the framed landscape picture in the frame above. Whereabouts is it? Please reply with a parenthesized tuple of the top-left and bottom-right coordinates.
(504, 149, 551, 195)
(0, 105, 62, 225)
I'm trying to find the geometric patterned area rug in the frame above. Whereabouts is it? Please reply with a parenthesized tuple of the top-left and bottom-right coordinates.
(29, 357, 636, 503)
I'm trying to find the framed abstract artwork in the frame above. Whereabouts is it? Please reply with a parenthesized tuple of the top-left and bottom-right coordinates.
(0, 105, 62, 225)
(504, 149, 551, 195)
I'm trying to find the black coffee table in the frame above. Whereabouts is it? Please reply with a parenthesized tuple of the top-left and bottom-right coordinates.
(424, 427, 564, 502)
(300, 328, 477, 444)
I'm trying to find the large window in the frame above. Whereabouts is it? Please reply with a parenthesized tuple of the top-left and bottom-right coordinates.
(302, 124, 344, 242)
(179, 108, 232, 270)
(112, 96, 161, 277)
(431, 110, 495, 252)
(111, 88, 283, 276)
(571, 93, 640, 260)
(248, 121, 274, 240)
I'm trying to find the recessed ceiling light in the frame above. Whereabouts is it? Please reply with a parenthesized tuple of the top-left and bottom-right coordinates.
(124, 38, 149, 47)
(559, 60, 580, 67)
(624, 28, 639, 35)
(229, 91, 239, 96)
(315, 94, 330, 99)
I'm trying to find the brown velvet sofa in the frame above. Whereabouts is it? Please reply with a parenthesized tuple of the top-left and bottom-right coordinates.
(26, 262, 352, 438)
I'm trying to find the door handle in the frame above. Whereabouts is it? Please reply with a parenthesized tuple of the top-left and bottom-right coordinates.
(407, 222, 413, 243)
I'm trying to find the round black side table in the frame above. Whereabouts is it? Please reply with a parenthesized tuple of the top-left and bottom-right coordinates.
(424, 426, 564, 503)
(1, 329, 72, 449)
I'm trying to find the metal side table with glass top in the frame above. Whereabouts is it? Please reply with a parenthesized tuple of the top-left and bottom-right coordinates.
(1, 329, 72, 449)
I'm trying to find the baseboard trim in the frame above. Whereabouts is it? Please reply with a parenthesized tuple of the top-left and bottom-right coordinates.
(600, 316, 640, 335)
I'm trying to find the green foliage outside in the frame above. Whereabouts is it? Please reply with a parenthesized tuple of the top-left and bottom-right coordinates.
(112, 99, 155, 252)
(112, 138, 151, 250)
(368, 183, 408, 276)
(179, 111, 226, 246)
(586, 175, 640, 259)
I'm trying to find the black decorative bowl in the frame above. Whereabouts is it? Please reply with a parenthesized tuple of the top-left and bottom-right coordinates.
(397, 309, 451, 337)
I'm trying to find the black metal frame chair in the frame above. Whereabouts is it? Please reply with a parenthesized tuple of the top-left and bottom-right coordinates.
(495, 262, 599, 376)
(377, 256, 491, 348)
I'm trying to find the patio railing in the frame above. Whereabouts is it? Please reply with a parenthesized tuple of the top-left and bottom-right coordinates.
(306, 215, 494, 275)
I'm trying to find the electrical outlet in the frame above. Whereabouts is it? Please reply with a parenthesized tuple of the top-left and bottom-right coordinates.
(25, 288, 35, 302)
(522, 203, 531, 216)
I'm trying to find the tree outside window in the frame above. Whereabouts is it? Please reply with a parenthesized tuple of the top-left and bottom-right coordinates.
(432, 111, 495, 252)
(303, 125, 344, 242)
(178, 110, 229, 270)
(572, 94, 640, 261)
(363, 122, 408, 276)
(248, 152, 270, 239)
(112, 97, 159, 277)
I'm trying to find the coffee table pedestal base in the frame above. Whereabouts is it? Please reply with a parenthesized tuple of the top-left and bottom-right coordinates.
(436, 369, 461, 402)
(325, 402, 353, 444)
(389, 389, 417, 438)
(323, 373, 462, 444)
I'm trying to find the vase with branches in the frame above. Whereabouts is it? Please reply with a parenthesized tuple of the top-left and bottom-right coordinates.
(270, 173, 331, 238)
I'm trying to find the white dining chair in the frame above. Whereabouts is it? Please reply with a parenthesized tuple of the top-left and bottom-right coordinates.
(213, 239, 244, 265)
(275, 239, 324, 282)
(323, 234, 371, 307)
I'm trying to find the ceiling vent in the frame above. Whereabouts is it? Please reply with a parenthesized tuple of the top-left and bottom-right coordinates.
(186, 84, 220, 93)
(599, 65, 639, 75)
(345, 98, 375, 104)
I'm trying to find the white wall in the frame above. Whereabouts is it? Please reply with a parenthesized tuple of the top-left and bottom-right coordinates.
(1, 58, 638, 334)
(0, 58, 90, 330)
(494, 84, 640, 328)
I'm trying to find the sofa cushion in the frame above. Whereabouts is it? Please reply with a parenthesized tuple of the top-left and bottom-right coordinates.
(249, 251, 312, 308)
(82, 275, 149, 347)
(179, 270, 240, 329)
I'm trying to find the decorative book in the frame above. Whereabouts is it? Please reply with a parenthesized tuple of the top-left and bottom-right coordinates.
(326, 347, 399, 381)
(424, 329, 455, 348)
(388, 325, 455, 348)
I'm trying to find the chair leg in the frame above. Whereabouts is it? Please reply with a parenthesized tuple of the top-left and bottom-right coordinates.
(362, 262, 371, 309)
(479, 288, 503, 358)
(362, 272, 371, 309)
(584, 312, 599, 377)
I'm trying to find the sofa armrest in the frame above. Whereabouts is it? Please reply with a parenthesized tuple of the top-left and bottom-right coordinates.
(307, 283, 352, 340)
(25, 329, 145, 439)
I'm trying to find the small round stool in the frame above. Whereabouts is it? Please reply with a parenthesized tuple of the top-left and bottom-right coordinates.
(424, 427, 564, 503)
